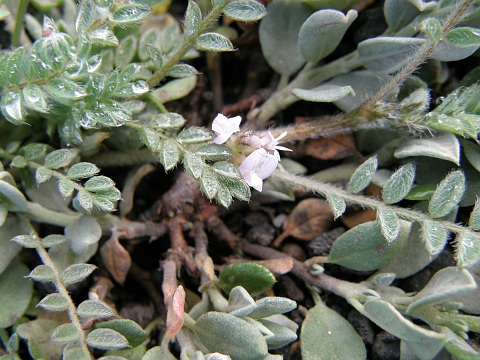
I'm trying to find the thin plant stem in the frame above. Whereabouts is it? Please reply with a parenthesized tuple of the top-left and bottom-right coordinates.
(147, 5, 224, 88)
(272, 169, 469, 236)
(19, 216, 92, 359)
(12, 0, 29, 47)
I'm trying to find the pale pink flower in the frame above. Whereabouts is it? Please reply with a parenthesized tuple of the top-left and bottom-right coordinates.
(238, 148, 279, 192)
(212, 113, 242, 144)
(245, 131, 292, 160)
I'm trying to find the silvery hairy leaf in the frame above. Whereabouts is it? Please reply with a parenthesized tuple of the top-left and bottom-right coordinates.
(299, 9, 357, 63)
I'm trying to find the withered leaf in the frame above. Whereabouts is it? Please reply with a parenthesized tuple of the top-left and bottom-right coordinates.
(166, 285, 185, 339)
(100, 237, 132, 285)
(341, 209, 377, 229)
(273, 199, 333, 246)
(255, 258, 294, 275)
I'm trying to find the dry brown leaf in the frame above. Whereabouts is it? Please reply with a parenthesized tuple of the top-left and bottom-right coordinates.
(255, 258, 294, 275)
(292, 133, 355, 160)
(273, 199, 333, 246)
(100, 237, 132, 285)
(166, 285, 185, 339)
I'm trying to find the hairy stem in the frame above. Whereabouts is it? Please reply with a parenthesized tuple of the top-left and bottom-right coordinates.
(362, 0, 475, 109)
(18, 216, 92, 359)
(272, 169, 469, 236)
(147, 5, 223, 88)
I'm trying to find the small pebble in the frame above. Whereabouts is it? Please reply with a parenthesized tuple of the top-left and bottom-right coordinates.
(372, 331, 400, 360)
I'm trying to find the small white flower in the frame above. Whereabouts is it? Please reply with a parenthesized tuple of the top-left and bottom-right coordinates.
(245, 131, 292, 160)
(212, 113, 242, 144)
(238, 148, 279, 192)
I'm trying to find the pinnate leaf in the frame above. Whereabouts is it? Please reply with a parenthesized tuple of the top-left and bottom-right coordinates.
(183, 1, 202, 40)
(469, 197, 480, 230)
(195, 33, 234, 52)
(455, 230, 480, 267)
(95, 319, 146, 348)
(381, 163, 416, 204)
(377, 207, 400, 242)
(45, 149, 77, 169)
(11, 234, 37, 248)
(224, 0, 267, 22)
(428, 170, 465, 218)
(27, 265, 55, 283)
(421, 220, 448, 256)
(112, 5, 151, 24)
(60, 264, 97, 287)
(159, 139, 180, 171)
(38, 293, 69, 312)
(326, 194, 346, 220)
(77, 300, 116, 319)
(51, 323, 80, 344)
(86, 328, 130, 350)
(348, 156, 378, 193)
(67, 162, 100, 180)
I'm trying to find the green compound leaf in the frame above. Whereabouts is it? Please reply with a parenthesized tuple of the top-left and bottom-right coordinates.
(177, 126, 213, 143)
(38, 293, 69, 312)
(215, 181, 233, 208)
(19, 143, 50, 161)
(35, 167, 52, 184)
(420, 18, 442, 42)
(381, 163, 416, 204)
(150, 113, 186, 130)
(301, 302, 366, 360)
(326, 193, 346, 220)
(146, 44, 164, 69)
(95, 319, 147, 348)
(0, 262, 33, 328)
(219, 262, 276, 296)
(89, 29, 119, 47)
(51, 323, 80, 344)
(27, 265, 56, 283)
(348, 156, 378, 193)
(224, 0, 267, 22)
(159, 139, 180, 171)
(199, 167, 219, 199)
(421, 220, 448, 256)
(455, 229, 480, 267)
(84, 176, 115, 192)
(299, 9, 357, 63)
(22, 84, 48, 113)
(377, 207, 400, 242)
(115, 35, 138, 69)
(139, 128, 161, 152)
(11, 234, 38, 249)
(67, 162, 100, 180)
(195, 33, 234, 52)
(183, 0, 202, 40)
(224, 178, 251, 201)
(328, 220, 408, 271)
(259, 0, 310, 77)
(77, 300, 116, 319)
(86, 328, 130, 350)
(60, 264, 97, 287)
(58, 178, 75, 198)
(167, 63, 199, 78)
(1, 91, 24, 125)
(445, 27, 480, 47)
(469, 197, 480, 230)
(292, 85, 354, 103)
(198, 145, 232, 161)
(112, 5, 151, 25)
(212, 161, 241, 179)
(193, 312, 268, 360)
(428, 170, 465, 219)
(183, 152, 205, 179)
(42, 234, 67, 248)
(45, 149, 78, 170)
